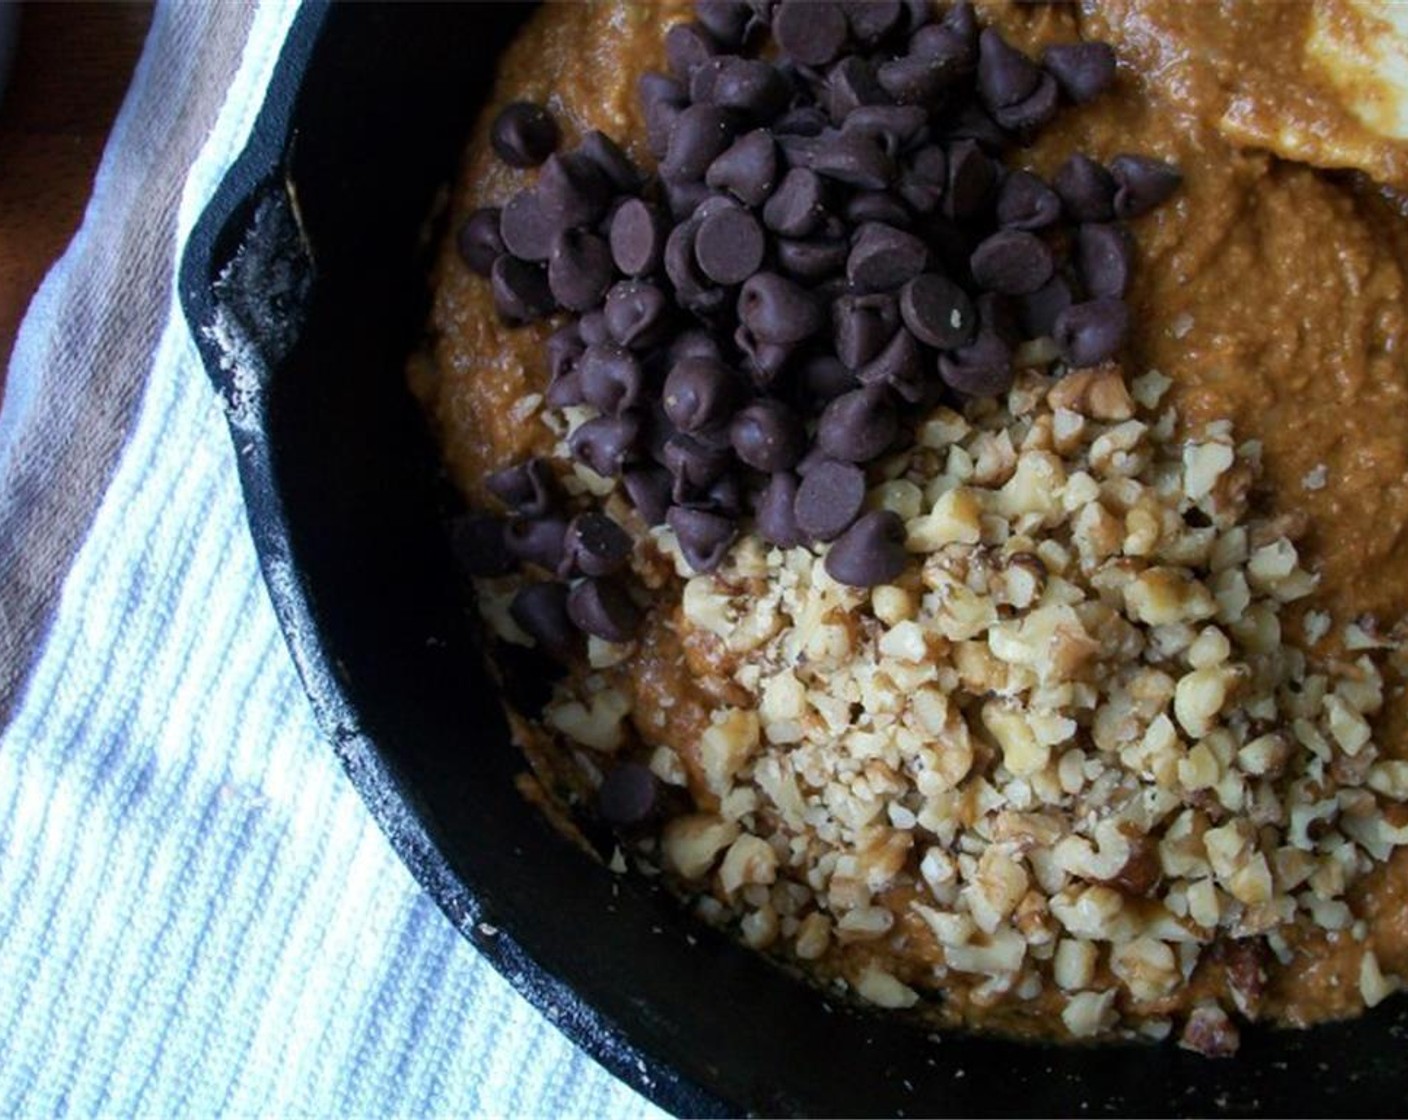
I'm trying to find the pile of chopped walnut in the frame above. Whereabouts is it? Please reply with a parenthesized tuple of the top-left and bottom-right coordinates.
(486, 363, 1408, 1050)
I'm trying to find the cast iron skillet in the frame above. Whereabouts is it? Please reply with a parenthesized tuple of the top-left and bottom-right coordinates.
(179, 4, 1408, 1115)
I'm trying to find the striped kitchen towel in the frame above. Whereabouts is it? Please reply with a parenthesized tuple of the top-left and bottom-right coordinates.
(0, 2, 664, 1116)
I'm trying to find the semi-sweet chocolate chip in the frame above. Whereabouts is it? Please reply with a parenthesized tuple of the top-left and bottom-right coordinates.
(977, 28, 1040, 110)
(486, 457, 558, 519)
(847, 222, 929, 292)
(567, 577, 642, 641)
(505, 516, 569, 572)
(509, 581, 578, 660)
(1054, 297, 1129, 367)
(604, 281, 671, 350)
(706, 129, 779, 207)
(1109, 154, 1182, 219)
(548, 229, 614, 311)
(795, 459, 867, 541)
(579, 343, 644, 415)
(490, 255, 555, 323)
(970, 229, 1055, 295)
(730, 399, 805, 472)
(609, 198, 668, 276)
(900, 273, 976, 349)
(667, 506, 738, 572)
(457, 208, 504, 276)
(773, 0, 849, 66)
(623, 466, 673, 527)
(1043, 41, 1116, 104)
(570, 414, 641, 477)
(996, 170, 1061, 231)
(938, 328, 1015, 396)
(1054, 153, 1116, 222)
(499, 189, 557, 262)
(490, 100, 560, 168)
(1075, 222, 1134, 299)
(858, 326, 924, 402)
(695, 207, 767, 285)
(561, 512, 634, 578)
(762, 168, 827, 236)
(816, 385, 898, 462)
(597, 762, 660, 827)
(824, 509, 907, 586)
(738, 272, 824, 344)
(663, 356, 738, 432)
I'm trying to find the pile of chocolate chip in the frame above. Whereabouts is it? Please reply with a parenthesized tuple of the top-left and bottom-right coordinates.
(453, 0, 1179, 653)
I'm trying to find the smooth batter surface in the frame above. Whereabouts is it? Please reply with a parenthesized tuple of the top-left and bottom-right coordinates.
(412, 0, 1408, 1036)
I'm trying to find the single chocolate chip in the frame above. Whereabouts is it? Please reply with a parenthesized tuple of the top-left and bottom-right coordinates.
(944, 101, 1007, 153)
(734, 327, 794, 389)
(695, 207, 767, 286)
(1015, 274, 1073, 337)
(687, 55, 729, 104)
(623, 466, 673, 526)
(762, 168, 827, 237)
(548, 229, 614, 312)
(579, 310, 611, 347)
(816, 386, 898, 462)
(707, 129, 779, 207)
(847, 222, 928, 292)
(897, 144, 947, 213)
(546, 323, 584, 379)
(499, 189, 557, 262)
(665, 178, 717, 223)
(858, 326, 924, 402)
(824, 509, 907, 587)
(505, 516, 569, 572)
(1054, 297, 1129, 366)
(755, 471, 806, 548)
(774, 105, 830, 137)
(578, 344, 644, 415)
(696, 0, 753, 47)
(1043, 41, 1116, 105)
(844, 0, 903, 45)
(776, 234, 850, 280)
(1109, 154, 1181, 219)
(569, 414, 641, 477)
(538, 152, 612, 229)
(1076, 222, 1134, 298)
(509, 581, 578, 660)
(833, 291, 900, 370)
(730, 399, 805, 471)
(448, 513, 515, 577)
(579, 130, 643, 193)
(663, 356, 738, 432)
(945, 139, 996, 219)
(670, 328, 724, 365)
(485, 457, 558, 518)
(910, 23, 975, 70)
(662, 104, 737, 183)
(457, 208, 504, 276)
(938, 329, 1014, 396)
(609, 199, 667, 277)
(878, 53, 955, 104)
(546, 369, 585, 409)
(845, 104, 930, 153)
(560, 512, 634, 579)
(996, 170, 1060, 230)
(1053, 153, 1116, 222)
(738, 272, 823, 344)
(601, 282, 669, 351)
(842, 190, 910, 230)
(491, 256, 555, 323)
(567, 577, 642, 642)
(992, 71, 1058, 134)
(795, 459, 867, 540)
(774, 0, 849, 66)
(977, 28, 1040, 110)
(664, 219, 715, 303)
(666, 21, 719, 81)
(827, 56, 888, 123)
(598, 762, 659, 827)
(710, 57, 792, 119)
(667, 506, 738, 572)
(811, 130, 894, 189)
(642, 74, 688, 158)
(800, 352, 858, 402)
(900, 273, 977, 349)
(491, 101, 560, 168)
(970, 229, 1054, 296)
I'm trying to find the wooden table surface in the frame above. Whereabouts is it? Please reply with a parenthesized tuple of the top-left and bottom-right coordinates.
(0, 2, 153, 401)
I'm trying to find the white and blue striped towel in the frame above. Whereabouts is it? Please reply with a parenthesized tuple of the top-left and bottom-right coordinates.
(0, 3, 664, 1115)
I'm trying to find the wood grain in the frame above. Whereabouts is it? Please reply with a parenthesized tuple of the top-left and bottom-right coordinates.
(0, 2, 153, 395)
